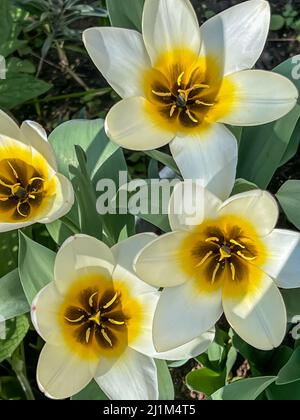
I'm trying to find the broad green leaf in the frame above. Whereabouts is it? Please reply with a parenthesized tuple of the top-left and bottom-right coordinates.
(276, 180, 300, 229)
(226, 347, 238, 382)
(145, 150, 180, 175)
(0, 269, 29, 321)
(270, 15, 285, 31)
(46, 219, 77, 246)
(237, 104, 300, 189)
(209, 376, 277, 400)
(49, 119, 119, 182)
(72, 380, 108, 400)
(186, 367, 226, 397)
(0, 315, 29, 363)
(6, 57, 35, 74)
(107, 0, 145, 32)
(156, 359, 175, 400)
(0, 74, 51, 110)
(18, 232, 55, 304)
(0, 231, 18, 277)
(280, 117, 300, 165)
(232, 179, 258, 195)
(0, 0, 13, 43)
(232, 334, 274, 372)
(266, 381, 300, 400)
(0, 376, 25, 400)
(277, 347, 300, 385)
(281, 288, 300, 322)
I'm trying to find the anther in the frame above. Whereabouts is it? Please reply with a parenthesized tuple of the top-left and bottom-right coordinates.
(195, 100, 214, 107)
(177, 72, 185, 86)
(101, 328, 113, 347)
(211, 263, 220, 285)
(85, 328, 91, 344)
(170, 104, 177, 117)
(108, 318, 125, 326)
(16, 201, 29, 218)
(65, 314, 85, 323)
(103, 292, 118, 309)
(7, 161, 19, 180)
(152, 90, 172, 97)
(89, 292, 98, 308)
(205, 237, 220, 243)
(186, 109, 198, 123)
(229, 239, 245, 249)
(196, 250, 213, 267)
(230, 263, 236, 281)
(237, 251, 256, 261)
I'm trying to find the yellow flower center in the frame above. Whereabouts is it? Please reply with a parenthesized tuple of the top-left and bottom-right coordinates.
(180, 215, 268, 298)
(143, 49, 237, 134)
(59, 275, 143, 361)
(0, 158, 46, 219)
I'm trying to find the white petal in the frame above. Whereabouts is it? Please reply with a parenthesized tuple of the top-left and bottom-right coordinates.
(105, 97, 175, 151)
(31, 282, 64, 345)
(220, 70, 298, 126)
(95, 347, 158, 400)
(262, 229, 300, 289)
(201, 0, 270, 75)
(153, 281, 223, 352)
(0, 220, 34, 233)
(142, 0, 201, 64)
(54, 235, 115, 294)
(134, 231, 192, 288)
(37, 174, 74, 224)
(0, 109, 20, 139)
(218, 190, 279, 236)
(111, 233, 157, 276)
(223, 272, 287, 351)
(168, 180, 222, 231)
(153, 328, 215, 361)
(37, 343, 97, 399)
(20, 121, 58, 170)
(170, 124, 237, 200)
(83, 27, 151, 98)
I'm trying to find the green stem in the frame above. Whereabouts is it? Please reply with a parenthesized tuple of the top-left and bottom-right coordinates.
(13, 368, 35, 401)
(27, 88, 111, 105)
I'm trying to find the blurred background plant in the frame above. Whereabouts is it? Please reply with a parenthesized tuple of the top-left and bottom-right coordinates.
(0, 0, 300, 401)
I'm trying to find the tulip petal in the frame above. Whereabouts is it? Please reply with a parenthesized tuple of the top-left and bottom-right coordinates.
(20, 121, 58, 170)
(54, 235, 115, 294)
(83, 27, 151, 98)
(95, 347, 158, 400)
(31, 282, 64, 345)
(170, 124, 237, 200)
(37, 173, 74, 224)
(201, 0, 270, 75)
(105, 97, 175, 151)
(262, 229, 300, 289)
(218, 190, 279, 236)
(223, 270, 287, 350)
(153, 281, 223, 352)
(37, 343, 98, 399)
(134, 231, 193, 288)
(0, 109, 20, 139)
(220, 70, 298, 126)
(142, 0, 201, 64)
(168, 180, 222, 231)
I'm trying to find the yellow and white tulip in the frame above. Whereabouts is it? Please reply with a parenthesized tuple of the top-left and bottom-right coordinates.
(0, 110, 74, 232)
(32, 233, 214, 400)
(134, 181, 300, 351)
(83, 0, 298, 199)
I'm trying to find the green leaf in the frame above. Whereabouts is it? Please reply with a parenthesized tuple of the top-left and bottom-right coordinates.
(156, 359, 175, 400)
(0, 315, 29, 363)
(266, 381, 300, 400)
(49, 119, 119, 181)
(209, 376, 277, 400)
(277, 347, 300, 385)
(237, 104, 300, 189)
(232, 334, 274, 372)
(107, 0, 145, 32)
(274, 56, 300, 105)
(0, 0, 13, 43)
(0, 269, 29, 321)
(226, 347, 238, 382)
(18, 232, 55, 304)
(186, 367, 226, 396)
(72, 380, 108, 400)
(280, 117, 300, 165)
(145, 150, 180, 175)
(270, 14, 285, 31)
(0, 74, 51, 110)
(281, 288, 300, 322)
(0, 231, 18, 277)
(46, 218, 77, 246)
(7, 57, 35, 74)
(232, 179, 258, 195)
(276, 180, 300, 229)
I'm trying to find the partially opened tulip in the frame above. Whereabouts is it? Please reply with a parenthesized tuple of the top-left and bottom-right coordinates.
(31, 234, 214, 400)
(83, 0, 298, 199)
(134, 181, 300, 352)
(0, 110, 74, 232)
